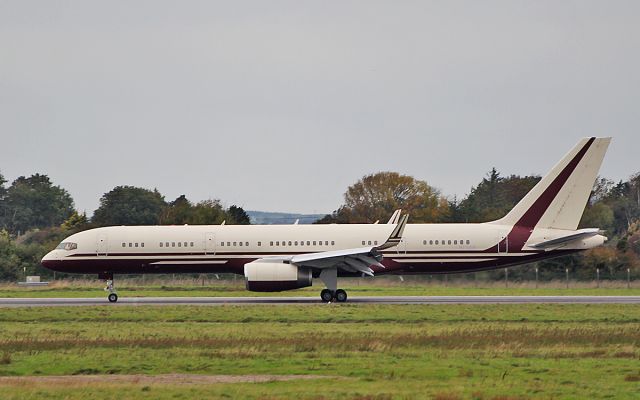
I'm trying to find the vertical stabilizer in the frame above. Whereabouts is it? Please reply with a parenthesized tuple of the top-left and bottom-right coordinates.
(492, 137, 611, 230)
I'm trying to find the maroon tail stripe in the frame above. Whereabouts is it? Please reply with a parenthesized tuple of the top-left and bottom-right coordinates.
(499, 137, 596, 253)
(515, 137, 595, 229)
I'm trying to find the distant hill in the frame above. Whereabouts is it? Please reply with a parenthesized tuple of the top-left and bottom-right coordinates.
(246, 211, 326, 225)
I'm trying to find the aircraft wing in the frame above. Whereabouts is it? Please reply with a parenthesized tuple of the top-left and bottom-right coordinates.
(290, 246, 384, 276)
(256, 212, 408, 276)
(529, 228, 602, 249)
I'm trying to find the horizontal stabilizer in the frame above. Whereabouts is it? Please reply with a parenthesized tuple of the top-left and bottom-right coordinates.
(529, 228, 601, 249)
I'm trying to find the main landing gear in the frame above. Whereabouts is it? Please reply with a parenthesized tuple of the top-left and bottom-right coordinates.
(100, 273, 118, 303)
(319, 268, 348, 303)
(320, 288, 348, 303)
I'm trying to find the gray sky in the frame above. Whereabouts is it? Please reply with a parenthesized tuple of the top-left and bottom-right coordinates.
(1, 1, 638, 215)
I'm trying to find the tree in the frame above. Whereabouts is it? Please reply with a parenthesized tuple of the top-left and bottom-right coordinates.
(457, 170, 540, 222)
(2, 174, 75, 234)
(319, 172, 449, 223)
(0, 172, 6, 229)
(160, 195, 193, 225)
(92, 186, 166, 226)
(61, 211, 89, 231)
(227, 205, 251, 225)
(189, 200, 227, 224)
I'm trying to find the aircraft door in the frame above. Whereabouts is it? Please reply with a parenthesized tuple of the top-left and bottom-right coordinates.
(497, 231, 508, 253)
(97, 234, 108, 257)
(205, 232, 215, 255)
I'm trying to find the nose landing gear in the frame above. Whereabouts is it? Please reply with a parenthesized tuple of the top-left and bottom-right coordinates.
(100, 273, 118, 303)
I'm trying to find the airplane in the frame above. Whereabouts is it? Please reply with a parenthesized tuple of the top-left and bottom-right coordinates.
(42, 137, 611, 303)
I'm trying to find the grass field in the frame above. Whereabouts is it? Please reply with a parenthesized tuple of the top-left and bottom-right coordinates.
(2, 277, 640, 298)
(0, 304, 638, 399)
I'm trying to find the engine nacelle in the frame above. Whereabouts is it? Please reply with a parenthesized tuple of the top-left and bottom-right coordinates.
(244, 260, 312, 292)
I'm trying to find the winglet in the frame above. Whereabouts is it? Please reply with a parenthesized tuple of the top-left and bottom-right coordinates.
(378, 213, 409, 250)
(386, 209, 402, 224)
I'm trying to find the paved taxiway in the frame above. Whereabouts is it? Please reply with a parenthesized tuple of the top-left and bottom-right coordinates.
(1, 296, 639, 307)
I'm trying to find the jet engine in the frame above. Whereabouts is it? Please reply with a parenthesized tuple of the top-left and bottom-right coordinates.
(244, 260, 312, 292)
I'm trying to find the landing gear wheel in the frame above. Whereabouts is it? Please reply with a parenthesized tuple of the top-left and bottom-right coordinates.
(335, 289, 348, 303)
(320, 289, 334, 302)
(108, 293, 118, 303)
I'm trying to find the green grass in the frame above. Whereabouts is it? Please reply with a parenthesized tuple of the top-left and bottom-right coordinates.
(0, 304, 638, 399)
(2, 279, 640, 298)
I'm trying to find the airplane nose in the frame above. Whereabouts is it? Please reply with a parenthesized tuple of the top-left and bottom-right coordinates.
(41, 251, 60, 270)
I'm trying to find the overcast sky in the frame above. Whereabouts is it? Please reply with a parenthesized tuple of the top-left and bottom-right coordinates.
(1, 1, 638, 216)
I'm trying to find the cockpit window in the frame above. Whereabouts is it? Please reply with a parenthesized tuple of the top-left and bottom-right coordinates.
(56, 242, 77, 251)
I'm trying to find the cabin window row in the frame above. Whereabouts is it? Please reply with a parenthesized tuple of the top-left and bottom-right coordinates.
(422, 239, 471, 245)
(361, 240, 379, 246)
(122, 242, 145, 248)
(159, 242, 195, 248)
(219, 240, 335, 247)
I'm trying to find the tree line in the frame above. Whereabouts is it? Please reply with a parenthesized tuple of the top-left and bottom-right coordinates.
(316, 169, 640, 281)
(0, 167, 639, 282)
(0, 172, 248, 280)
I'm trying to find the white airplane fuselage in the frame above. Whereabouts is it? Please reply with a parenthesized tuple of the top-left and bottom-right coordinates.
(41, 137, 612, 300)
(42, 222, 605, 277)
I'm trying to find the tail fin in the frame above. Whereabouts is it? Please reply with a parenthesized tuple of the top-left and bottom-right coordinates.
(492, 137, 611, 230)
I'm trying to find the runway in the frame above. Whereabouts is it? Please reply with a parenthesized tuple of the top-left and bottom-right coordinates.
(1, 295, 639, 307)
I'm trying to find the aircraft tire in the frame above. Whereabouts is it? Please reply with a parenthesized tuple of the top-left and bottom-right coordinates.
(320, 289, 334, 302)
(108, 293, 118, 303)
(335, 289, 348, 303)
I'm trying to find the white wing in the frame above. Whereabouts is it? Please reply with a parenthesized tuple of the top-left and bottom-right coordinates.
(254, 212, 408, 276)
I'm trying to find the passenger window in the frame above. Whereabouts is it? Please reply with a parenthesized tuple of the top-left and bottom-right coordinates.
(233, 242, 237, 246)
(423, 240, 426, 245)
(295, 241, 298, 246)
(442, 240, 445, 245)
(165, 242, 169, 247)
(300, 241, 304, 246)
(246, 242, 249, 246)
(307, 241, 310, 245)
(122, 243, 126, 247)
(362, 241, 366, 245)
(239, 242, 242, 246)
(318, 241, 322, 246)
(141, 243, 144, 248)
(313, 241, 316, 245)
(331, 241, 335, 245)
(135, 243, 139, 247)
(172, 242, 175, 247)
(435, 240, 439, 245)
(368, 241, 372, 245)
(184, 242, 188, 247)
(160, 242, 163, 247)
(178, 242, 181, 247)
(227, 242, 230, 246)
(429, 240, 433, 245)
(258, 241, 262, 246)
(276, 241, 280, 246)
(466, 240, 470, 245)
(270, 241, 273, 246)
(374, 241, 378, 245)
(448, 240, 451, 245)
(288, 241, 292, 246)
(454, 240, 457, 245)
(221, 242, 225, 246)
